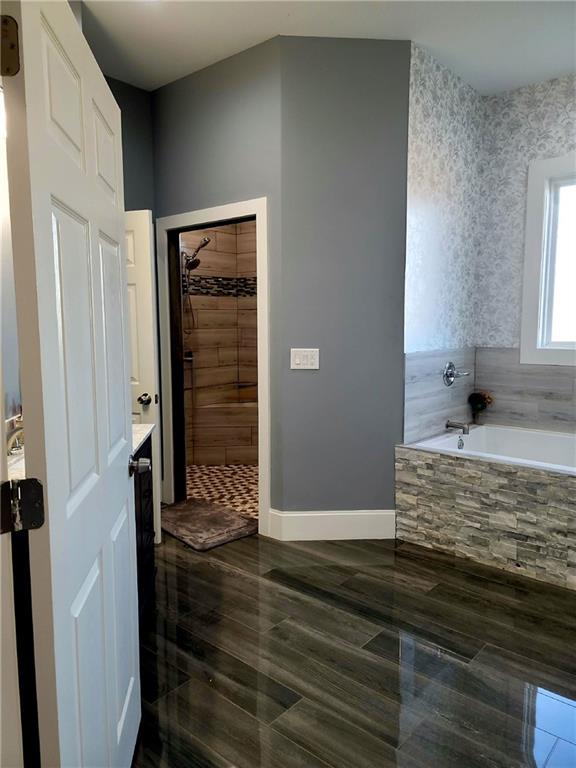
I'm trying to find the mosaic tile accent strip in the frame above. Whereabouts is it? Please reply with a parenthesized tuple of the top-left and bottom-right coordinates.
(186, 464, 258, 519)
(395, 446, 576, 590)
(183, 275, 257, 298)
(237, 277, 257, 298)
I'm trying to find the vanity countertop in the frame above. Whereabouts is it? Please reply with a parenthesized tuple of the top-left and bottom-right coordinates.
(6, 425, 154, 480)
(133, 423, 155, 453)
(7, 452, 25, 481)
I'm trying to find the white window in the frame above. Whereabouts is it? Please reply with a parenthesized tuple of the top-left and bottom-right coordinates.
(521, 151, 576, 365)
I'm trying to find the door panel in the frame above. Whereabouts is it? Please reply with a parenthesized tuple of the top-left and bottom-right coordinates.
(41, 19, 84, 167)
(110, 505, 138, 745)
(127, 284, 141, 389)
(126, 210, 162, 542)
(70, 559, 109, 768)
(102, 235, 128, 453)
(94, 105, 118, 200)
(51, 201, 99, 497)
(4, 3, 140, 765)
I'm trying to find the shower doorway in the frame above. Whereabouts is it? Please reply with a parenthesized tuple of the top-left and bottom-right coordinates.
(156, 199, 270, 543)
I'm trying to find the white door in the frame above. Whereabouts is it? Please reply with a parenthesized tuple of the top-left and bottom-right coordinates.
(126, 210, 162, 542)
(4, 3, 140, 766)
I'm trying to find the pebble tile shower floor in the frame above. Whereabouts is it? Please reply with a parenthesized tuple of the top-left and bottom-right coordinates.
(133, 534, 576, 768)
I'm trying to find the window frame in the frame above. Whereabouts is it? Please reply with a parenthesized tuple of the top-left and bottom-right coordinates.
(520, 151, 576, 366)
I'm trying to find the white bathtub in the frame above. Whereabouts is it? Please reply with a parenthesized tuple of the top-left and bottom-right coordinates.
(413, 425, 576, 475)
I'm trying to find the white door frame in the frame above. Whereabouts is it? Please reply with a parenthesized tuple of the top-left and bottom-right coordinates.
(156, 198, 271, 536)
(0, 80, 23, 768)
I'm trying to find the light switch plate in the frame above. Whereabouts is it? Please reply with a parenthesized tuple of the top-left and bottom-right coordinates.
(290, 348, 319, 370)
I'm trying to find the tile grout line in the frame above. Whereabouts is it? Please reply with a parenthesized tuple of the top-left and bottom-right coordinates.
(159, 549, 383, 635)
(141, 617, 305, 717)
(151, 656, 335, 768)
(262, 614, 576, 748)
(466, 641, 489, 664)
(267, 696, 410, 768)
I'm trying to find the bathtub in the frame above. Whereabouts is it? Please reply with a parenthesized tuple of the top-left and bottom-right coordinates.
(396, 424, 576, 589)
(412, 424, 576, 476)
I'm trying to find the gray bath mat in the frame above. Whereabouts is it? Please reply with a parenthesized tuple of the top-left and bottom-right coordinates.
(161, 498, 258, 551)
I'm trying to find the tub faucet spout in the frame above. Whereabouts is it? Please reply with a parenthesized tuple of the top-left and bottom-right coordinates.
(446, 420, 470, 435)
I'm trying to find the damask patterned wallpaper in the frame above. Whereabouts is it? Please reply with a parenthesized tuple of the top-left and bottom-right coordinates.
(478, 75, 576, 347)
(405, 45, 485, 353)
(405, 45, 576, 352)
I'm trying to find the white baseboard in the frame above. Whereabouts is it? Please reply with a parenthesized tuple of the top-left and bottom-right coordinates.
(266, 508, 396, 541)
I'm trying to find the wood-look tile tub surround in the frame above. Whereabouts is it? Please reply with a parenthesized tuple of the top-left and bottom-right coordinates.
(475, 347, 576, 433)
(181, 221, 257, 466)
(404, 348, 476, 444)
(404, 345, 576, 442)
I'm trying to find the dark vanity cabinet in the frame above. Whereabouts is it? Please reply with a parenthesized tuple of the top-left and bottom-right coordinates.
(133, 436, 155, 621)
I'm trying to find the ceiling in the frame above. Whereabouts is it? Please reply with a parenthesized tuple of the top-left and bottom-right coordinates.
(82, 1, 576, 94)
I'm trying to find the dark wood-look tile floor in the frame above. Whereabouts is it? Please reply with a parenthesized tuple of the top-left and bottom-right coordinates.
(133, 535, 576, 768)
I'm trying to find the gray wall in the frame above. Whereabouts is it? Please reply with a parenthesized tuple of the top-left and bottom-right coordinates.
(278, 38, 410, 509)
(152, 39, 285, 499)
(152, 37, 411, 511)
(107, 77, 155, 213)
(153, 40, 282, 221)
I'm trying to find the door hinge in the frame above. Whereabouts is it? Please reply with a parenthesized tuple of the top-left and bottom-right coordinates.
(0, 479, 44, 535)
(1, 16, 20, 77)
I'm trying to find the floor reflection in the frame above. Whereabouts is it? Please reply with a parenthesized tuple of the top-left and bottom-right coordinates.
(133, 535, 576, 768)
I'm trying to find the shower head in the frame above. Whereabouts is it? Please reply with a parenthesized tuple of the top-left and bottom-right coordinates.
(182, 237, 211, 272)
(184, 235, 211, 271)
(185, 255, 201, 271)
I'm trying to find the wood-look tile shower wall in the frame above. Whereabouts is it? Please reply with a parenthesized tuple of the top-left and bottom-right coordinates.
(182, 221, 258, 466)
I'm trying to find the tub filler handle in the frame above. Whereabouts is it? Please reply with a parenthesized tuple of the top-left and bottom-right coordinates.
(443, 361, 470, 387)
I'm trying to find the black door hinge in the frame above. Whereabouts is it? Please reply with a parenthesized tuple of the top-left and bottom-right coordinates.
(1, 16, 20, 76)
(0, 479, 44, 534)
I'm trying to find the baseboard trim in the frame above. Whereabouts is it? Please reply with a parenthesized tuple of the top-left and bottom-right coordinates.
(266, 508, 396, 541)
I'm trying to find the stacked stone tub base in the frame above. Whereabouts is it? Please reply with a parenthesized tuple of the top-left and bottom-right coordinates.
(395, 427, 575, 590)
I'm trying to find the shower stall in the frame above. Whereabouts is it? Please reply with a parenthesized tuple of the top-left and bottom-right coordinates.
(178, 218, 258, 515)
